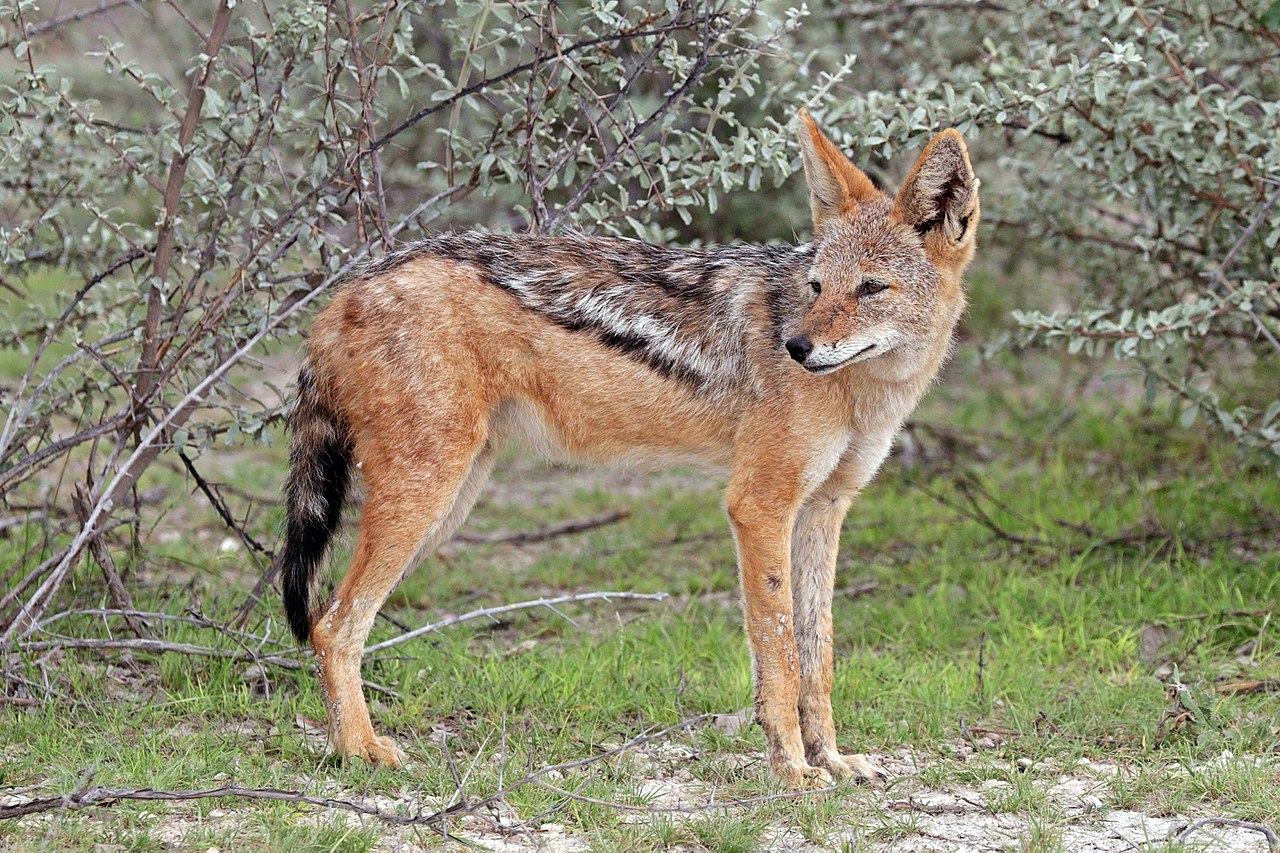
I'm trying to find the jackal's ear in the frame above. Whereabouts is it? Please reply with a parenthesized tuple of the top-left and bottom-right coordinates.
(796, 108, 882, 228)
(893, 129, 980, 263)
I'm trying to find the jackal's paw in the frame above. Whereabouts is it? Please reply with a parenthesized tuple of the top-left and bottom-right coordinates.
(339, 735, 407, 768)
(811, 749, 887, 785)
(775, 760, 834, 791)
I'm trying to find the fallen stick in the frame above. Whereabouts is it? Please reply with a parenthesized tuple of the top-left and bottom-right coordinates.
(10, 637, 398, 698)
(0, 712, 717, 826)
(1215, 679, 1280, 696)
(451, 509, 630, 546)
(12, 592, 668, 699)
(363, 590, 668, 655)
(1173, 817, 1279, 850)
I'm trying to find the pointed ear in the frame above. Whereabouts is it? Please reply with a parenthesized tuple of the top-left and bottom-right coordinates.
(893, 129, 980, 264)
(796, 108, 882, 228)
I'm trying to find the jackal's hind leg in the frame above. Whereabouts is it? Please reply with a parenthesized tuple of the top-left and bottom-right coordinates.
(792, 497, 885, 784)
(311, 438, 494, 767)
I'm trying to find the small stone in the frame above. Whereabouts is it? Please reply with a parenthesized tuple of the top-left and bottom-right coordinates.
(1016, 757, 1033, 770)
(1081, 795, 1104, 813)
(540, 823, 566, 833)
(505, 639, 538, 656)
(711, 708, 752, 735)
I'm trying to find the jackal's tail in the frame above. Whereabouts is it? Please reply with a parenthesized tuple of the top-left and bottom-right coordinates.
(281, 362, 352, 643)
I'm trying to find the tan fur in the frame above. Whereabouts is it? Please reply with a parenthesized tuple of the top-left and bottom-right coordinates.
(283, 111, 980, 788)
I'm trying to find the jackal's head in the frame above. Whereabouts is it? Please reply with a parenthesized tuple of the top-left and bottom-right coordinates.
(785, 109, 979, 376)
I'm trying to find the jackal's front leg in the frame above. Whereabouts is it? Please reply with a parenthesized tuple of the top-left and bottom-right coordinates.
(791, 495, 884, 784)
(727, 481, 830, 790)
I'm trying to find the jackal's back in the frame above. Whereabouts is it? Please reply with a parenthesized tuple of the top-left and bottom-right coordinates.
(348, 233, 814, 396)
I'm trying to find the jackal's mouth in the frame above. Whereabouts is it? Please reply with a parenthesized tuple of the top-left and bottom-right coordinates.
(803, 342, 877, 375)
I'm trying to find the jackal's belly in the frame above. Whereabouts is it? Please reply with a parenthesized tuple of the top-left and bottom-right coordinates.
(489, 394, 735, 472)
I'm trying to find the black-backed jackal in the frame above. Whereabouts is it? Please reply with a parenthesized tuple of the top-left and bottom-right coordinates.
(281, 110, 979, 789)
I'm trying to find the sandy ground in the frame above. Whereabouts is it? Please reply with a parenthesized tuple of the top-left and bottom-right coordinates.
(412, 740, 1277, 853)
(10, 723, 1262, 853)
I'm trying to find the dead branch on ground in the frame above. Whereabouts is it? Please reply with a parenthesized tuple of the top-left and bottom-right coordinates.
(451, 509, 631, 546)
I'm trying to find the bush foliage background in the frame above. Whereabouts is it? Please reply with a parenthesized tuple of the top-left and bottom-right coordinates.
(0, 0, 1278, 637)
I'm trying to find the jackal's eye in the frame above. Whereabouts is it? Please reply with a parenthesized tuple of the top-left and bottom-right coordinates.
(809, 280, 822, 295)
(859, 279, 888, 297)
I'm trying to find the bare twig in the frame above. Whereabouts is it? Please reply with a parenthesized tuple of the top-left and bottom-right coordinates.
(1173, 817, 1280, 850)
(134, 0, 236, 415)
(36, 608, 290, 649)
(1, 712, 718, 824)
(25, 0, 144, 37)
(829, 1, 1008, 17)
(1215, 679, 1280, 696)
(0, 249, 144, 471)
(975, 632, 987, 700)
(452, 509, 630, 546)
(10, 637, 397, 697)
(363, 591, 668, 655)
(69, 485, 153, 640)
(176, 450, 272, 557)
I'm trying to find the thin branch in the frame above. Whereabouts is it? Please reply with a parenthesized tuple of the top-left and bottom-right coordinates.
(369, 15, 723, 160)
(10, 637, 398, 697)
(545, 6, 729, 230)
(0, 713, 718, 824)
(362, 591, 668, 655)
(1215, 679, 1280, 696)
(4, 0, 144, 43)
(1173, 817, 1280, 850)
(133, 0, 236, 416)
(0, 249, 144, 469)
(35, 608, 291, 649)
(829, 1, 1008, 17)
(69, 485, 152, 640)
(452, 509, 630, 546)
(176, 450, 272, 556)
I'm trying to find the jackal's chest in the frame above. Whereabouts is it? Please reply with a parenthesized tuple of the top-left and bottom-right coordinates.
(801, 427, 897, 496)
(802, 429, 855, 492)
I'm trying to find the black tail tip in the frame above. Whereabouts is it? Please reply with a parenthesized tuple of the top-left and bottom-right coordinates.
(281, 548, 314, 644)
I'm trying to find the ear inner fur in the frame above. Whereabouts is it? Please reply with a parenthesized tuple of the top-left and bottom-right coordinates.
(892, 129, 980, 256)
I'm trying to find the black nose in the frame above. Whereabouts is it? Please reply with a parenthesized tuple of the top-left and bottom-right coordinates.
(785, 336, 813, 363)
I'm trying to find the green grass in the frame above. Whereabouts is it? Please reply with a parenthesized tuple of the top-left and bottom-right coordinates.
(2, 357, 1279, 850)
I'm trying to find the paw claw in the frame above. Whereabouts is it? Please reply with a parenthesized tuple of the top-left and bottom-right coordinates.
(366, 735, 407, 768)
(812, 749, 887, 785)
(338, 734, 406, 768)
(842, 753, 887, 785)
(777, 761, 835, 791)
